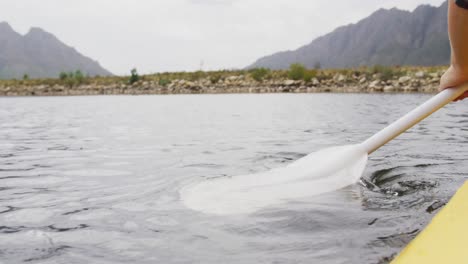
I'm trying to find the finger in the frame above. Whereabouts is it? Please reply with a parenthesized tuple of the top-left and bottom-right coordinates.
(439, 75, 455, 91)
(439, 68, 468, 91)
(455, 91, 468, 101)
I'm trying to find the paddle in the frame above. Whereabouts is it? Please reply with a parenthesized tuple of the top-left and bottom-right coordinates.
(362, 84, 468, 154)
(182, 85, 468, 215)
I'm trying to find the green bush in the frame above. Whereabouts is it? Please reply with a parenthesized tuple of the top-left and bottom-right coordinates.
(158, 78, 171, 87)
(129, 68, 140, 84)
(74, 70, 84, 85)
(303, 70, 318, 82)
(314, 62, 321, 70)
(58, 70, 87, 87)
(59, 72, 68, 81)
(189, 71, 205, 81)
(250, 68, 270, 82)
(210, 74, 222, 84)
(65, 72, 76, 87)
(338, 69, 352, 76)
(370, 65, 397, 81)
(288, 63, 307, 81)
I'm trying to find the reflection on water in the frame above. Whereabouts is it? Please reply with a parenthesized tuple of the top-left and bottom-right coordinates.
(0, 93, 467, 263)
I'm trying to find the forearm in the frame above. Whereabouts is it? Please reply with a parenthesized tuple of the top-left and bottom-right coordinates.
(449, 0, 468, 72)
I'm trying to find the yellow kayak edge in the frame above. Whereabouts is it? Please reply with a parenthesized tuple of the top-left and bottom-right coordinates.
(391, 180, 468, 264)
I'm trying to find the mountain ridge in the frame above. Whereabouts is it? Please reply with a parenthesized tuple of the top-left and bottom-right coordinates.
(0, 22, 112, 79)
(247, 2, 450, 70)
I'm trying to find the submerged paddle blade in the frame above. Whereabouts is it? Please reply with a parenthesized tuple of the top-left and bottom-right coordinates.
(182, 144, 368, 215)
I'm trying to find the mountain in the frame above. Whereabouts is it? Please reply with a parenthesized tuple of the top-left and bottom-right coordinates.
(0, 22, 112, 79)
(248, 2, 450, 70)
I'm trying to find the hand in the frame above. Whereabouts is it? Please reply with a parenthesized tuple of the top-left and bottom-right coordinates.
(439, 65, 468, 101)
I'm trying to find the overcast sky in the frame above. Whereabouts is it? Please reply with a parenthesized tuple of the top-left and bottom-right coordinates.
(0, 0, 446, 75)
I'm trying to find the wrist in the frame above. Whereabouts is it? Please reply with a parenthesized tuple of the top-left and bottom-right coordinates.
(451, 62, 468, 75)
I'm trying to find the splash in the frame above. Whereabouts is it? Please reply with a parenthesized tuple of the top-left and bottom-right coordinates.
(181, 144, 368, 215)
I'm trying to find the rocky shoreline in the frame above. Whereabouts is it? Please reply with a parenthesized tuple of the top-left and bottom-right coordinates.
(0, 69, 443, 96)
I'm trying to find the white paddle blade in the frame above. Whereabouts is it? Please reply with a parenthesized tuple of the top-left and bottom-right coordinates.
(181, 144, 368, 215)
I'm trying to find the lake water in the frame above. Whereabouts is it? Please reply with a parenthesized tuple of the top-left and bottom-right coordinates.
(0, 94, 467, 264)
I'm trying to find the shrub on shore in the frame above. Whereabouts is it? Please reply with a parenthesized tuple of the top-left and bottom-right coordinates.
(189, 71, 205, 81)
(209, 73, 223, 84)
(249, 68, 270, 82)
(58, 70, 87, 87)
(0, 66, 447, 91)
(158, 78, 171, 87)
(129, 68, 140, 84)
(288, 63, 307, 81)
(288, 63, 318, 82)
(303, 70, 318, 82)
(368, 65, 402, 81)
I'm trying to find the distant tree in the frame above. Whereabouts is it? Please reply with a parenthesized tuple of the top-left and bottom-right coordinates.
(23, 74, 29, 80)
(288, 63, 306, 80)
(59, 72, 68, 81)
(58, 70, 87, 87)
(65, 72, 76, 87)
(129, 68, 140, 84)
(74, 70, 84, 85)
(314, 62, 321, 70)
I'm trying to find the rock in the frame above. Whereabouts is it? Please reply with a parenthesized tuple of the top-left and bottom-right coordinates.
(185, 81, 196, 88)
(369, 80, 381, 89)
(52, 85, 63, 92)
(359, 77, 367, 84)
(37, 85, 47, 91)
(383, 85, 396, 92)
(312, 78, 320, 85)
(410, 79, 421, 87)
(414, 71, 425, 78)
(398, 76, 411, 83)
(372, 86, 384, 92)
(334, 74, 346, 82)
(429, 72, 439, 78)
(403, 85, 418, 92)
(283, 80, 296, 86)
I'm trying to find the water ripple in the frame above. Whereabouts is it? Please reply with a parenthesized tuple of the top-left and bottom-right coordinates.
(0, 94, 466, 264)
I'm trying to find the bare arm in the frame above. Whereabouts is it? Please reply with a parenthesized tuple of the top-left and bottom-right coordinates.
(440, 0, 468, 100)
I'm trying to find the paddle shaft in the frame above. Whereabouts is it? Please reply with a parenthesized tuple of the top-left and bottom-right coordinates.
(361, 84, 468, 155)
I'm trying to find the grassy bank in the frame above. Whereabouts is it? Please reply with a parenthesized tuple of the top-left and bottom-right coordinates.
(0, 65, 447, 96)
